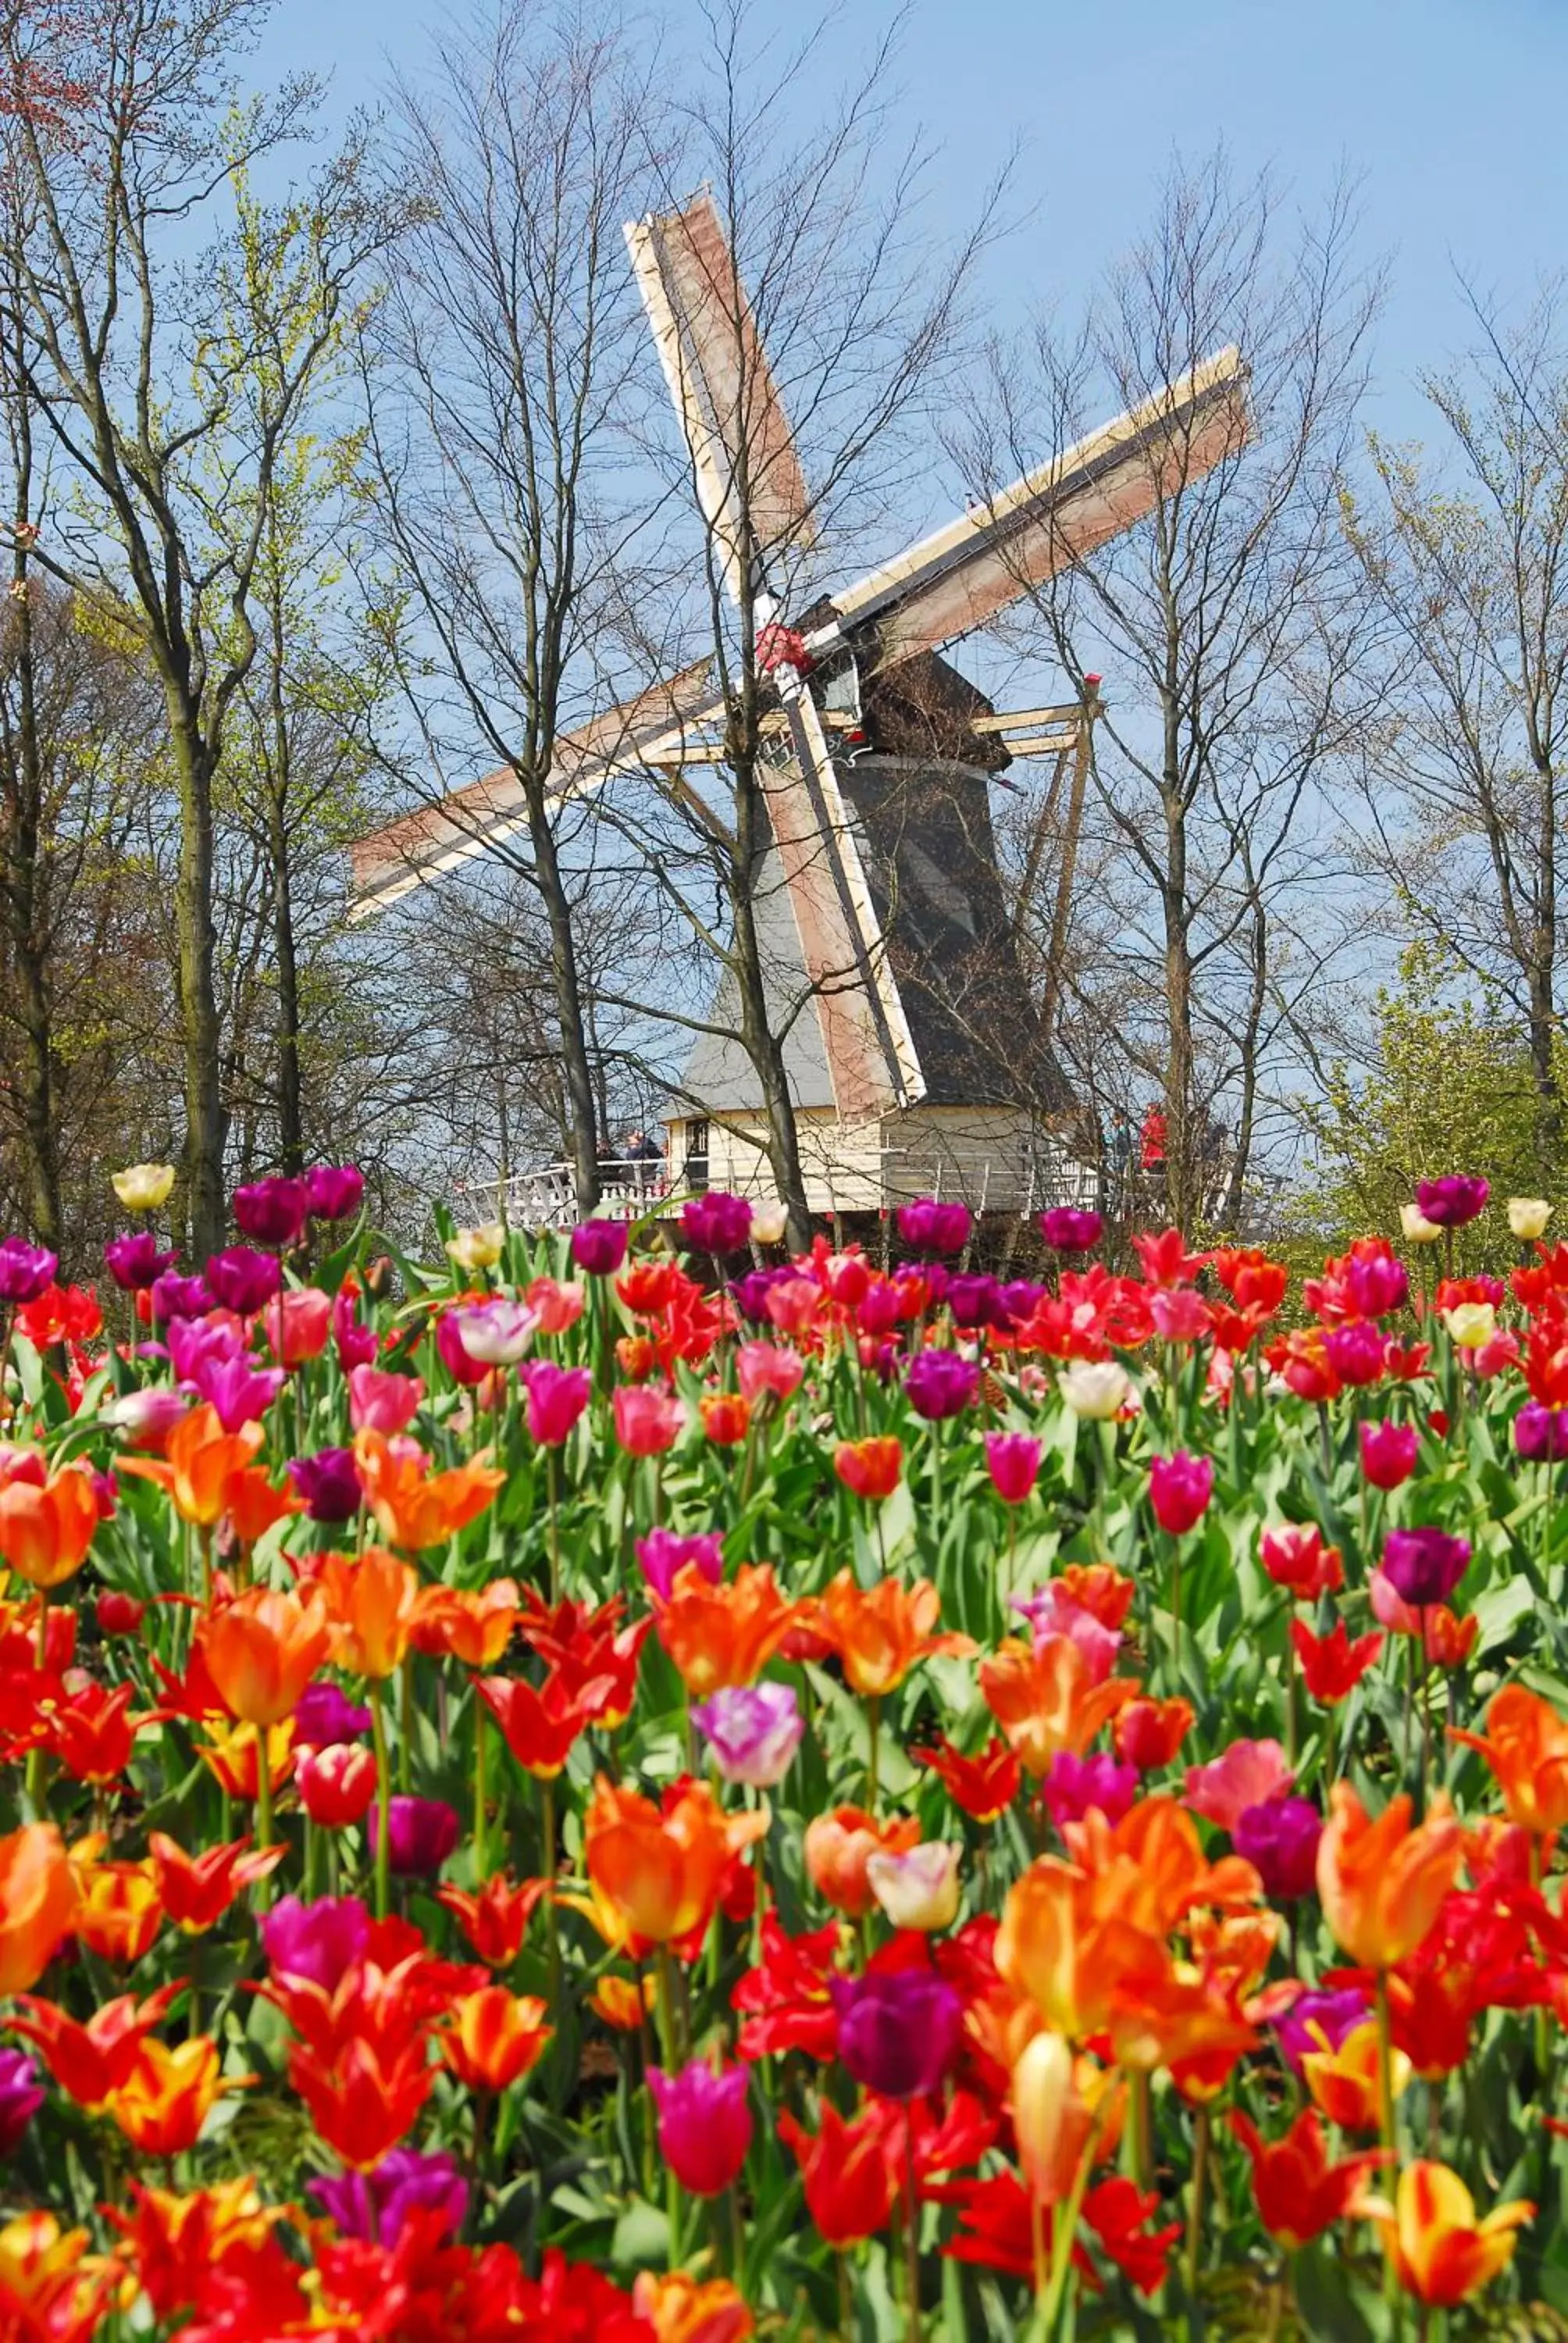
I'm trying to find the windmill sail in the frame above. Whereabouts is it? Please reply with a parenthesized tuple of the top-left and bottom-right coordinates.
(819, 347, 1250, 665)
(625, 192, 814, 603)
(347, 663, 721, 918)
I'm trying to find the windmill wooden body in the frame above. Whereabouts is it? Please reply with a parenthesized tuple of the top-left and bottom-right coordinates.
(349, 193, 1249, 1221)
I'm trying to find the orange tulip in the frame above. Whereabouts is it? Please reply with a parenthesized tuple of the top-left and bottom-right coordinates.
(833, 1437, 903, 1500)
(699, 1393, 751, 1446)
(583, 1775, 765, 1949)
(317, 1546, 421, 1679)
(147, 1835, 283, 1932)
(590, 1975, 657, 2030)
(119, 1405, 263, 1529)
(108, 2036, 245, 2156)
(996, 1857, 1166, 2041)
(1063, 1797, 1263, 1938)
(442, 1987, 551, 2092)
(804, 1806, 922, 1918)
(804, 1570, 972, 1698)
(1301, 2018, 1408, 2133)
(290, 2031, 433, 2170)
(0, 1824, 77, 1992)
(44, 1683, 146, 1785)
(0, 2213, 115, 2341)
(196, 1720, 294, 1803)
(633, 2271, 754, 2343)
(223, 1467, 301, 1551)
(412, 1579, 522, 1666)
(0, 1466, 98, 1589)
(1317, 1782, 1463, 1970)
(1012, 2034, 1122, 2203)
(980, 1635, 1136, 1777)
(1056, 1563, 1136, 1631)
(204, 1587, 331, 1727)
(73, 1856, 161, 1965)
(1357, 2162, 1533, 2307)
(352, 1428, 504, 1551)
(1450, 1682, 1568, 1836)
(651, 1564, 798, 1698)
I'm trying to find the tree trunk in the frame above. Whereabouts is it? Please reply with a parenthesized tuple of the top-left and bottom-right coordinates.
(5, 546, 61, 1254)
(172, 720, 227, 1257)
(525, 774, 599, 1217)
(1160, 762, 1197, 1234)
(269, 791, 305, 1174)
(1530, 754, 1560, 1183)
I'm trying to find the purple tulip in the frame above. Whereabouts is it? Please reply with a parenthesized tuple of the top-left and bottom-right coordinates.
(190, 1351, 285, 1434)
(680, 1191, 755, 1255)
(997, 1279, 1044, 1326)
(647, 2060, 754, 2197)
(310, 2147, 469, 2246)
(305, 1165, 365, 1223)
(205, 1246, 283, 1315)
(1324, 1320, 1388, 1387)
(904, 1349, 979, 1421)
(293, 1679, 372, 1746)
(571, 1218, 629, 1277)
(896, 1198, 971, 1256)
(829, 1970, 963, 2099)
(636, 1528, 725, 1600)
(287, 1447, 364, 1525)
(103, 1231, 177, 1293)
(1516, 1403, 1568, 1464)
(0, 1238, 55, 1304)
(1040, 1749, 1139, 1831)
(1273, 1986, 1368, 2076)
(946, 1274, 1007, 1331)
(1039, 1207, 1103, 1254)
(233, 1175, 309, 1247)
(0, 2048, 43, 2157)
(383, 1796, 461, 1877)
(1232, 1796, 1323, 1901)
(261, 1895, 371, 1989)
(150, 1271, 213, 1323)
(731, 1267, 795, 1322)
(1345, 1252, 1409, 1317)
(1415, 1175, 1490, 1229)
(1381, 1526, 1470, 1608)
(691, 1682, 804, 1788)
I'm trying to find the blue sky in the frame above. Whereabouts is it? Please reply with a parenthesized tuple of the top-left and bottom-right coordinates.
(269, 0, 1568, 446)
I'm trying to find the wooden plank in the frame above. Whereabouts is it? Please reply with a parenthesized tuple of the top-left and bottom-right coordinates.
(1000, 731, 1079, 758)
(970, 704, 1085, 733)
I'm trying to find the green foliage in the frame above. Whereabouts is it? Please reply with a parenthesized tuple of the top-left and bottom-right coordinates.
(1300, 941, 1567, 1257)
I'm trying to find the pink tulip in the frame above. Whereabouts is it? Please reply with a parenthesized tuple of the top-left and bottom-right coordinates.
(1149, 1287, 1209, 1343)
(1149, 1451, 1213, 1535)
(1014, 1586, 1121, 1684)
(524, 1362, 592, 1446)
(984, 1431, 1042, 1506)
(348, 1365, 424, 1436)
(265, 1286, 333, 1368)
(1185, 1738, 1295, 1831)
(525, 1276, 586, 1336)
(612, 1384, 686, 1457)
(736, 1342, 804, 1405)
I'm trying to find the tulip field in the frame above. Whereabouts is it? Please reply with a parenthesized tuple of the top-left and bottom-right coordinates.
(2, 1171, 1568, 2339)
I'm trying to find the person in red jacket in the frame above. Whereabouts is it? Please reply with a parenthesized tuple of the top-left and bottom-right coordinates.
(1140, 1106, 1168, 1173)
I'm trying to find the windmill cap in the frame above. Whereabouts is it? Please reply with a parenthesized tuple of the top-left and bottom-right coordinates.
(1083, 672, 1103, 689)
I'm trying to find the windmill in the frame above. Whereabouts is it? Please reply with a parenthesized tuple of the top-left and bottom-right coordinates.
(349, 191, 1250, 1223)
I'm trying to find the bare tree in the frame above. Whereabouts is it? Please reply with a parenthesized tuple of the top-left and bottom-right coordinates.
(1345, 283, 1568, 1181)
(971, 154, 1379, 1231)
(355, 5, 662, 1218)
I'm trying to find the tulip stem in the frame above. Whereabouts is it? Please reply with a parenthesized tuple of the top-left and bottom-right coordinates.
(473, 1697, 487, 1878)
(23, 1594, 48, 1813)
(1374, 1969, 1399, 2165)
(254, 1734, 274, 1863)
(370, 1680, 391, 1922)
(399, 1656, 413, 1794)
(1184, 2104, 1209, 2303)
(546, 1450, 561, 1605)
(542, 1779, 560, 2008)
(903, 2116, 921, 2341)
(867, 1696, 880, 1812)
